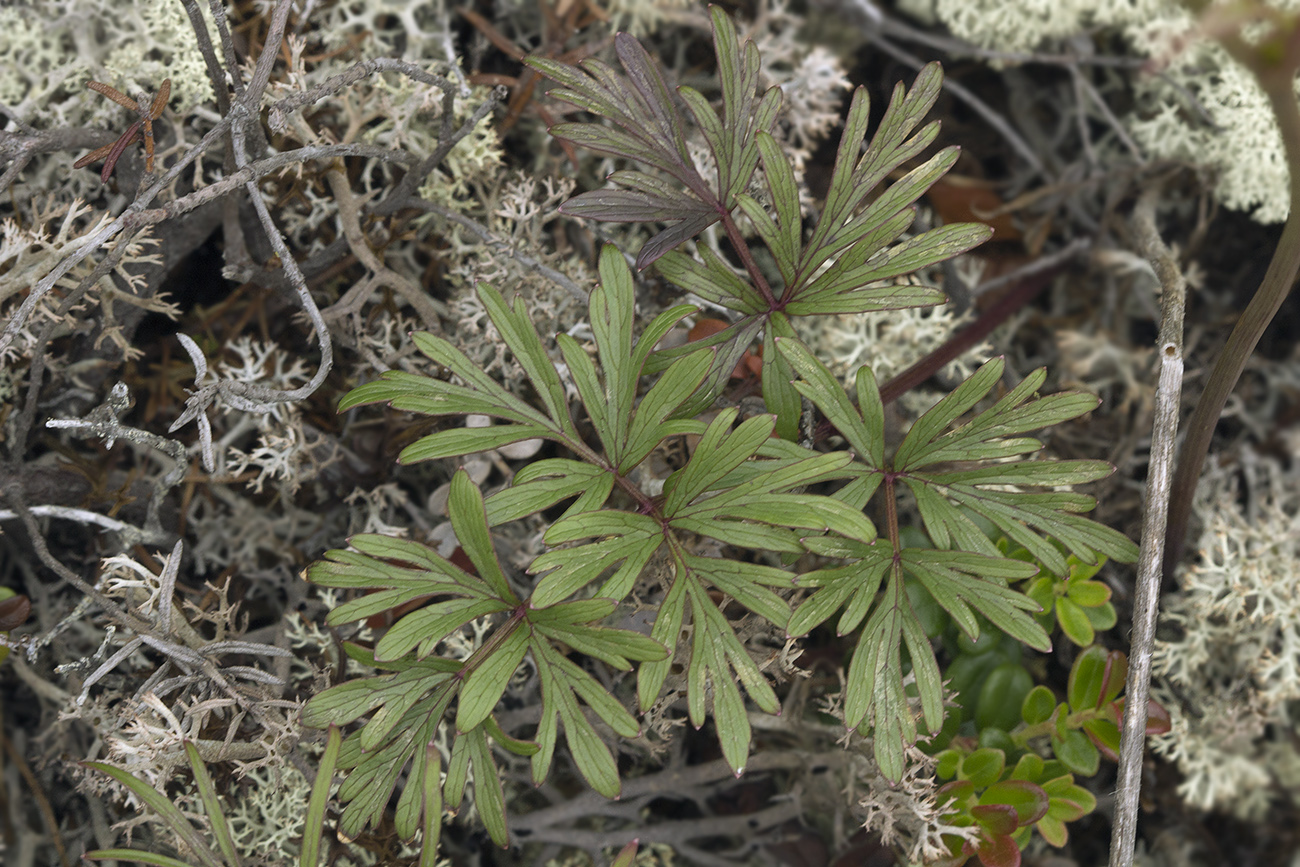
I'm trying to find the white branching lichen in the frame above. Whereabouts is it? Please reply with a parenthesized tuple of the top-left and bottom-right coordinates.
(1150, 449, 1300, 816)
(925, 0, 1300, 223)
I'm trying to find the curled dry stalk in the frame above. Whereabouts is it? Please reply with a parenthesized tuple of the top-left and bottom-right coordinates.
(1163, 1, 1300, 577)
(73, 78, 172, 182)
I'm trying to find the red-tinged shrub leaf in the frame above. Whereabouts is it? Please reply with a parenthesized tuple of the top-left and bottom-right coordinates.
(971, 804, 1017, 836)
(0, 594, 30, 631)
(979, 780, 1050, 826)
(1083, 717, 1121, 762)
(1099, 650, 1128, 706)
(938, 778, 976, 805)
(1115, 697, 1173, 736)
(975, 830, 1021, 867)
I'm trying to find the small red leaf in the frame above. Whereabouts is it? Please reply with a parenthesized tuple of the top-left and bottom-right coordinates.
(975, 830, 1021, 867)
(970, 804, 1017, 836)
(0, 595, 30, 631)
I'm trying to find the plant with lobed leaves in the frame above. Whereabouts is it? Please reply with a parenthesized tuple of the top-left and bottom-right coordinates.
(300, 8, 1138, 853)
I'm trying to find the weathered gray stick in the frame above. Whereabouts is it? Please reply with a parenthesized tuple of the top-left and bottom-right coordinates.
(1108, 189, 1186, 867)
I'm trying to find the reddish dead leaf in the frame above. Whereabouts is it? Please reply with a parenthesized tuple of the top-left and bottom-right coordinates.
(0, 594, 30, 631)
(926, 176, 1021, 242)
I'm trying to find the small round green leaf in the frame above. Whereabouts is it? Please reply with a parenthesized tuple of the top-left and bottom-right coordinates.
(976, 662, 1033, 731)
(936, 749, 963, 780)
(961, 748, 1005, 788)
(1067, 645, 1109, 712)
(1054, 597, 1094, 647)
(1085, 600, 1117, 631)
(1050, 729, 1099, 776)
(1010, 753, 1044, 782)
(1065, 579, 1110, 607)
(1021, 685, 1055, 726)
(979, 779, 1050, 826)
(978, 727, 1015, 755)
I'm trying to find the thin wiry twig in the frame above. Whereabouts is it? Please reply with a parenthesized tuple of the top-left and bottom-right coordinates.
(0, 505, 153, 541)
(45, 382, 187, 540)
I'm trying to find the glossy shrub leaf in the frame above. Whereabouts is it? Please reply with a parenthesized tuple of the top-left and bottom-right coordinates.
(961, 748, 1006, 788)
(1055, 596, 1095, 646)
(1050, 728, 1099, 776)
(975, 662, 1033, 731)
(973, 830, 1022, 867)
(1084, 716, 1122, 761)
(1067, 646, 1112, 712)
(979, 780, 1050, 826)
(1021, 685, 1056, 726)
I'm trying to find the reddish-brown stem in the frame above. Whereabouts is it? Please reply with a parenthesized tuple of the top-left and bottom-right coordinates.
(719, 210, 776, 308)
(1162, 21, 1300, 577)
(879, 263, 1065, 405)
(883, 473, 901, 553)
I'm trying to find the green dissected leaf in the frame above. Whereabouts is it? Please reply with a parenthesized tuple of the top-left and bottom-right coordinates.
(457, 623, 528, 732)
(760, 314, 802, 440)
(301, 726, 340, 867)
(654, 247, 769, 315)
(789, 538, 891, 637)
(844, 567, 915, 781)
(449, 470, 518, 604)
(886, 357, 1140, 574)
(902, 549, 1048, 652)
(324, 683, 451, 838)
(662, 408, 774, 511)
(85, 852, 196, 867)
(465, 724, 511, 847)
(531, 510, 662, 605)
(185, 742, 240, 867)
(531, 601, 667, 670)
(772, 64, 986, 309)
(485, 459, 615, 526)
(83, 761, 223, 867)
(309, 474, 517, 665)
(633, 547, 783, 773)
(530, 638, 640, 797)
(419, 741, 443, 867)
(527, 10, 780, 268)
(779, 338, 885, 467)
